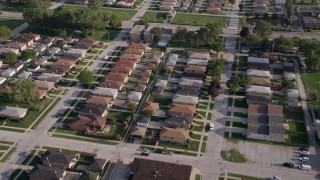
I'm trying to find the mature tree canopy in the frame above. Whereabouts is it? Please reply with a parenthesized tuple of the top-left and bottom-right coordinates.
(22, 49, 37, 59)
(240, 27, 250, 39)
(142, 110, 153, 117)
(0, 26, 12, 42)
(77, 70, 94, 86)
(239, 3, 245, 11)
(297, 39, 320, 71)
(273, 35, 294, 52)
(227, 76, 241, 93)
(5, 52, 17, 65)
(109, 15, 122, 28)
(10, 79, 37, 104)
(253, 20, 272, 39)
(173, 27, 188, 40)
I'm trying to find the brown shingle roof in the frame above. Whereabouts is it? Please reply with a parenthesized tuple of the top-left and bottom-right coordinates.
(86, 96, 112, 107)
(115, 60, 136, 67)
(185, 65, 207, 73)
(169, 103, 196, 114)
(250, 77, 271, 86)
(105, 73, 127, 82)
(248, 104, 267, 114)
(99, 80, 123, 89)
(268, 104, 283, 114)
(123, 48, 144, 55)
(110, 66, 132, 74)
(142, 102, 159, 112)
(119, 54, 141, 60)
(52, 60, 75, 68)
(160, 127, 189, 140)
(128, 43, 148, 50)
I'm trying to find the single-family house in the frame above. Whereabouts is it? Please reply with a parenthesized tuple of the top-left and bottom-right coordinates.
(140, 69, 152, 77)
(0, 77, 6, 86)
(285, 98, 300, 108)
(250, 77, 271, 87)
(1, 69, 16, 78)
(187, 59, 208, 66)
(128, 43, 148, 51)
(105, 73, 128, 83)
(110, 66, 133, 76)
(34, 45, 46, 53)
(5, 42, 27, 51)
(86, 96, 112, 108)
(123, 48, 144, 56)
(41, 150, 79, 169)
(284, 73, 296, 81)
(37, 73, 62, 83)
(79, 104, 107, 117)
(131, 126, 147, 139)
(29, 165, 66, 180)
(27, 64, 40, 72)
(179, 78, 203, 89)
(247, 69, 271, 78)
(70, 115, 106, 131)
(184, 65, 207, 74)
(64, 48, 87, 58)
(87, 158, 108, 173)
(100, 79, 124, 90)
(134, 84, 146, 92)
(35, 58, 48, 66)
(166, 54, 179, 67)
(168, 103, 196, 118)
(0, 106, 28, 120)
(165, 116, 193, 129)
(136, 116, 151, 127)
(246, 92, 271, 104)
(42, 36, 55, 47)
(142, 102, 159, 114)
(119, 54, 141, 61)
(159, 127, 189, 144)
(0, 47, 19, 55)
(176, 87, 199, 97)
(128, 91, 143, 101)
(130, 25, 145, 42)
(172, 94, 199, 105)
(92, 87, 118, 99)
(287, 89, 299, 99)
(115, 60, 137, 68)
(35, 80, 55, 91)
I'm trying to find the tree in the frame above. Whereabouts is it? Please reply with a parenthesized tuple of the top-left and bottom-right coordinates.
(253, 20, 272, 39)
(88, 0, 102, 10)
(10, 79, 37, 104)
(109, 15, 122, 28)
(263, 13, 269, 19)
(239, 17, 248, 27)
(245, 12, 251, 17)
(209, 78, 220, 97)
(21, 49, 37, 59)
(0, 26, 12, 42)
(239, 27, 250, 39)
(240, 76, 250, 86)
(271, 13, 278, 20)
(5, 52, 17, 65)
(305, 49, 320, 71)
(239, 3, 245, 11)
(226, 76, 241, 93)
(247, 33, 261, 48)
(212, 66, 223, 79)
(142, 110, 153, 117)
(126, 104, 136, 111)
(151, 27, 161, 41)
(273, 35, 294, 52)
(77, 70, 94, 86)
(135, 20, 148, 27)
(229, 0, 235, 4)
(146, 135, 153, 142)
(282, 79, 292, 88)
(173, 27, 188, 40)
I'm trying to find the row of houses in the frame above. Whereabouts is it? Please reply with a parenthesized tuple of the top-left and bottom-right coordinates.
(28, 150, 108, 180)
(131, 50, 210, 145)
(191, 0, 223, 14)
(244, 55, 299, 142)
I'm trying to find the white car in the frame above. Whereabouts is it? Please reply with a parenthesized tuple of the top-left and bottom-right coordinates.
(269, 176, 281, 180)
(104, 56, 109, 60)
(300, 150, 310, 155)
(299, 156, 309, 161)
(209, 123, 214, 131)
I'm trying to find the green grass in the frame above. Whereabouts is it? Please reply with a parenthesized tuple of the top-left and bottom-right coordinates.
(285, 133, 308, 145)
(148, 97, 172, 107)
(288, 121, 306, 132)
(232, 122, 248, 128)
(284, 109, 304, 121)
(31, 97, 61, 129)
(0, 145, 10, 151)
(49, 89, 63, 95)
(107, 124, 124, 137)
(171, 13, 229, 26)
(52, 134, 118, 145)
(0, 126, 25, 133)
(1, 2, 51, 12)
(221, 148, 247, 163)
(159, 140, 200, 152)
(0, 18, 25, 30)
(106, 111, 132, 121)
(234, 98, 248, 108)
(228, 173, 261, 180)
(63, 5, 137, 21)
(141, 11, 167, 23)
(195, 174, 201, 180)
(228, 98, 233, 107)
(201, 142, 207, 153)
(0, 140, 14, 145)
(207, 113, 213, 120)
(193, 125, 203, 132)
(55, 128, 84, 136)
(90, 29, 122, 42)
(203, 135, 208, 141)
(301, 71, 320, 107)
(198, 111, 206, 118)
(4, 98, 54, 128)
(233, 112, 248, 118)
(0, 147, 17, 162)
(191, 133, 201, 140)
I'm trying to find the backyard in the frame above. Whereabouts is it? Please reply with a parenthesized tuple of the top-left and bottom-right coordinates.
(171, 13, 229, 26)
(301, 71, 320, 107)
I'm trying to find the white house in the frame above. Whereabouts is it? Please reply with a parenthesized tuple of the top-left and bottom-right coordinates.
(179, 78, 203, 89)
(172, 94, 199, 105)
(287, 89, 299, 99)
(128, 91, 143, 101)
(64, 48, 87, 58)
(17, 71, 32, 79)
(37, 73, 62, 83)
(92, 87, 118, 100)
(246, 85, 271, 95)
(166, 54, 179, 66)
(0, 106, 28, 120)
(189, 53, 209, 60)
(247, 69, 271, 78)
(27, 64, 40, 72)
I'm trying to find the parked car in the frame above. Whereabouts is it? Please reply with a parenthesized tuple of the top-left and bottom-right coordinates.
(269, 176, 281, 180)
(23, 151, 30, 157)
(298, 164, 311, 171)
(299, 154, 309, 157)
(154, 149, 162, 154)
(141, 150, 150, 156)
(299, 156, 309, 162)
(300, 150, 310, 155)
(283, 162, 294, 168)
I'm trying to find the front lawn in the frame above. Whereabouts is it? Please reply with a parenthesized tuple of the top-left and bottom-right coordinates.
(288, 121, 306, 132)
(148, 97, 172, 107)
(301, 71, 320, 107)
(285, 133, 308, 145)
(106, 111, 132, 121)
(159, 140, 200, 152)
(221, 148, 247, 163)
(89, 28, 122, 42)
(0, 18, 25, 30)
(233, 112, 248, 118)
(171, 13, 229, 26)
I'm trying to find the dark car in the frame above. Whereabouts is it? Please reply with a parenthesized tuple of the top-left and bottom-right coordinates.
(283, 162, 294, 168)
(154, 149, 163, 154)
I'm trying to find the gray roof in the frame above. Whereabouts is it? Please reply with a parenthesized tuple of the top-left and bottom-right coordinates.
(41, 150, 76, 167)
(92, 87, 118, 97)
(179, 78, 203, 88)
(248, 114, 268, 124)
(176, 87, 199, 97)
(268, 115, 284, 124)
(269, 125, 285, 135)
(136, 116, 151, 124)
(80, 105, 106, 117)
(37, 73, 62, 82)
(88, 158, 107, 172)
(0, 106, 28, 119)
(165, 116, 193, 125)
(172, 94, 199, 105)
(29, 165, 65, 180)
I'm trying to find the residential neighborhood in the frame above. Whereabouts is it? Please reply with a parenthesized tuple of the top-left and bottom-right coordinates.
(0, 0, 319, 179)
